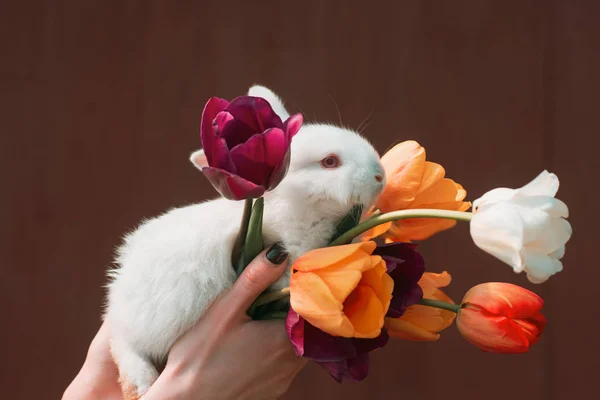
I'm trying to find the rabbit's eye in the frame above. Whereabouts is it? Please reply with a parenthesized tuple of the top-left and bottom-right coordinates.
(320, 155, 341, 169)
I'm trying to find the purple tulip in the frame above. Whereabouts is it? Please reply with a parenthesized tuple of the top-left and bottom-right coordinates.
(198, 96, 303, 200)
(286, 309, 389, 382)
(373, 242, 425, 318)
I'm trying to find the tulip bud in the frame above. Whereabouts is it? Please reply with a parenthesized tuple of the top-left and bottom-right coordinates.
(470, 170, 572, 283)
(193, 96, 303, 200)
(457, 282, 546, 353)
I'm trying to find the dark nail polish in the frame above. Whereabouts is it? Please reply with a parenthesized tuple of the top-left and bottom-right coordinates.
(266, 242, 288, 265)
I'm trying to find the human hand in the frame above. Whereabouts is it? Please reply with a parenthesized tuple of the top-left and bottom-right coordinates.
(62, 322, 123, 400)
(141, 243, 306, 400)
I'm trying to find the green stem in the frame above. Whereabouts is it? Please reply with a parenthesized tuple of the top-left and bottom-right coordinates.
(252, 289, 462, 315)
(238, 197, 265, 273)
(254, 288, 290, 308)
(232, 198, 254, 268)
(419, 298, 461, 313)
(329, 209, 473, 246)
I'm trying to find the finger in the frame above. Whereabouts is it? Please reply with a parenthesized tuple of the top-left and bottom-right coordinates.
(225, 242, 289, 314)
(86, 321, 112, 362)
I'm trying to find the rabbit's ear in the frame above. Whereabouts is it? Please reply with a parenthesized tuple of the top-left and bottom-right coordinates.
(190, 149, 208, 170)
(248, 85, 290, 120)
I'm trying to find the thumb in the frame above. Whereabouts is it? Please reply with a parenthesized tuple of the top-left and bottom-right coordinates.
(226, 242, 289, 314)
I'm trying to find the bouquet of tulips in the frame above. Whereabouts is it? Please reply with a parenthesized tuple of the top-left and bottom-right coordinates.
(194, 91, 572, 382)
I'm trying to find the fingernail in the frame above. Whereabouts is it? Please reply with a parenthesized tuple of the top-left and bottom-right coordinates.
(266, 242, 288, 265)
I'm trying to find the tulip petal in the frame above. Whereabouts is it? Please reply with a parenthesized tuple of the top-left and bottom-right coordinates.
(523, 250, 563, 283)
(343, 285, 385, 338)
(372, 242, 422, 273)
(401, 302, 456, 332)
(206, 136, 236, 173)
(517, 206, 567, 250)
(462, 282, 544, 319)
(290, 272, 354, 337)
(549, 245, 565, 259)
(286, 309, 389, 382)
(214, 111, 235, 135)
(470, 203, 525, 271)
(201, 167, 265, 200)
(360, 222, 392, 241)
(377, 141, 426, 212)
(220, 118, 259, 149)
(379, 272, 395, 315)
(474, 188, 516, 211)
(229, 128, 289, 187)
(316, 328, 388, 382)
(285, 310, 357, 361)
(286, 308, 306, 356)
(283, 113, 303, 139)
(457, 307, 532, 353)
(388, 284, 422, 319)
(419, 271, 452, 290)
(200, 97, 229, 166)
(235, 127, 291, 190)
(266, 148, 291, 190)
(455, 183, 468, 201)
(373, 243, 425, 317)
(513, 196, 569, 218)
(316, 269, 363, 303)
(206, 111, 238, 172)
(226, 96, 283, 133)
(417, 162, 446, 195)
(411, 178, 461, 208)
(387, 218, 458, 242)
(358, 261, 386, 295)
(317, 353, 370, 383)
(359, 259, 394, 314)
(527, 217, 572, 255)
(385, 318, 441, 341)
(292, 242, 376, 272)
(352, 329, 390, 355)
(514, 313, 546, 346)
(517, 170, 559, 198)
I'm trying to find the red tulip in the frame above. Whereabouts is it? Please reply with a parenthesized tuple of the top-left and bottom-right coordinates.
(457, 283, 546, 353)
(196, 96, 303, 200)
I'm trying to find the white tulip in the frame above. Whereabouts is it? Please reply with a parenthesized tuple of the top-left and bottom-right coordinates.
(470, 170, 572, 283)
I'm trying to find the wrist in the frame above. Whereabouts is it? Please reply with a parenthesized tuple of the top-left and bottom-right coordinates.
(62, 369, 104, 400)
(141, 365, 195, 400)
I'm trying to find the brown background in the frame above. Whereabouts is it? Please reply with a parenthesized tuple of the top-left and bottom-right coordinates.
(2, 1, 598, 399)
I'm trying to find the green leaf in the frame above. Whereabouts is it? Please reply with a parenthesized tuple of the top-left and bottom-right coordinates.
(236, 197, 264, 275)
(328, 204, 364, 244)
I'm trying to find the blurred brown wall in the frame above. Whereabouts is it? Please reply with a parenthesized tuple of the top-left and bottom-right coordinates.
(1, 1, 599, 399)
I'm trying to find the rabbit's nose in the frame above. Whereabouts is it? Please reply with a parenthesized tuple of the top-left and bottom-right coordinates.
(375, 174, 384, 183)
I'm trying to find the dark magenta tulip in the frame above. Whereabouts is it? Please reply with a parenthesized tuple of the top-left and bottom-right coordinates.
(198, 96, 303, 200)
(286, 309, 388, 382)
(374, 242, 425, 318)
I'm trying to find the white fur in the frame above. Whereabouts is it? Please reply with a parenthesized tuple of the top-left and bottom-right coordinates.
(248, 84, 290, 120)
(104, 86, 385, 396)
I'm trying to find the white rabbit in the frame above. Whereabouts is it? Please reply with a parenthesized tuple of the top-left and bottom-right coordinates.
(105, 85, 386, 399)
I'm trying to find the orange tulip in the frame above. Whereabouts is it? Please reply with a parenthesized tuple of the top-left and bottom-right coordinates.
(289, 241, 394, 339)
(363, 141, 471, 242)
(457, 283, 546, 353)
(385, 272, 456, 341)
